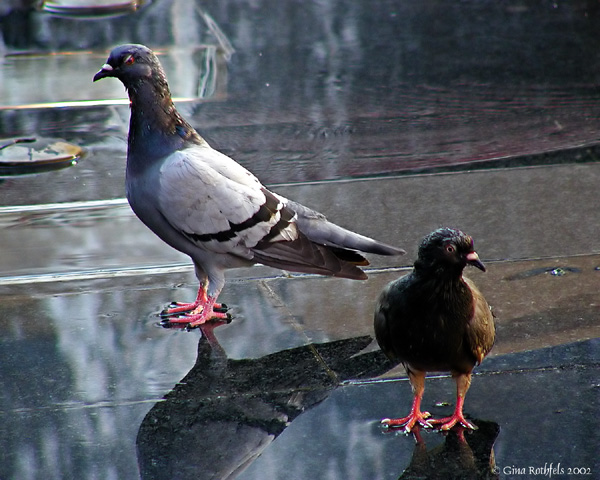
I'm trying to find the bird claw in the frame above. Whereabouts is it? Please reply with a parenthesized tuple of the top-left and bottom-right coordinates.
(160, 303, 195, 318)
(381, 411, 433, 433)
(159, 306, 232, 329)
(161, 301, 228, 317)
(161, 313, 232, 330)
(213, 303, 229, 313)
(430, 414, 477, 431)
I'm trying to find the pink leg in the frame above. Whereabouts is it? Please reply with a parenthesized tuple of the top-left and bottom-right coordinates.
(430, 372, 477, 431)
(162, 287, 226, 315)
(162, 285, 230, 328)
(382, 370, 433, 433)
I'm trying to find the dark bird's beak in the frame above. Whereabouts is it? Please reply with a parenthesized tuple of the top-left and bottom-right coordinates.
(466, 251, 486, 272)
(93, 63, 114, 82)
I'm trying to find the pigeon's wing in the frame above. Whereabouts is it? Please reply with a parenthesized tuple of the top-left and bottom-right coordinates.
(157, 146, 297, 257)
(249, 197, 405, 278)
(157, 146, 371, 279)
(464, 277, 496, 364)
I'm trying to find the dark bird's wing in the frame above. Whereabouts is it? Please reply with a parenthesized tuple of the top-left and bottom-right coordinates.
(373, 274, 413, 363)
(464, 277, 496, 365)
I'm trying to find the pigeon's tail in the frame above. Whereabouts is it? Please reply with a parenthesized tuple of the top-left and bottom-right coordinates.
(252, 233, 370, 280)
(250, 200, 405, 280)
(307, 221, 405, 256)
(287, 200, 406, 257)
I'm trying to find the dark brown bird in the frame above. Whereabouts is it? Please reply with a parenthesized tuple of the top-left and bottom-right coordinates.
(374, 228, 495, 432)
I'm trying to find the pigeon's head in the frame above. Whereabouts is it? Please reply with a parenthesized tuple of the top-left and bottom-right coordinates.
(417, 227, 486, 273)
(93, 44, 162, 87)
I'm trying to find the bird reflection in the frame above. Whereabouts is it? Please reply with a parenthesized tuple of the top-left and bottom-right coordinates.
(136, 323, 395, 480)
(397, 420, 500, 480)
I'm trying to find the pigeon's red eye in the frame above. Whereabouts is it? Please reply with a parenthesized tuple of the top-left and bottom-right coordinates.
(124, 55, 135, 66)
(446, 245, 455, 253)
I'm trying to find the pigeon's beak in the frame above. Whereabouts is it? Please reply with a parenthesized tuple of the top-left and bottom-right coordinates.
(93, 64, 114, 82)
(466, 251, 486, 272)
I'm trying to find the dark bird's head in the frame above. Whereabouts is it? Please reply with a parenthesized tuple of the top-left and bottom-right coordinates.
(416, 227, 486, 274)
(93, 44, 166, 90)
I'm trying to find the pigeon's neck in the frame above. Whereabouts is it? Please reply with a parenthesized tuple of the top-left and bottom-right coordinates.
(125, 77, 202, 171)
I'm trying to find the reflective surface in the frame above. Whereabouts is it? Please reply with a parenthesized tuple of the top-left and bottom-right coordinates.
(1, 1, 599, 479)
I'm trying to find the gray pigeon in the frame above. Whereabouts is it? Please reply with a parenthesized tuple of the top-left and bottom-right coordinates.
(93, 44, 405, 327)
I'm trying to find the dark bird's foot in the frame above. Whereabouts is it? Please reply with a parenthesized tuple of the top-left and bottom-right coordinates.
(381, 375, 435, 433)
(381, 410, 433, 433)
(430, 411, 477, 431)
(430, 387, 478, 431)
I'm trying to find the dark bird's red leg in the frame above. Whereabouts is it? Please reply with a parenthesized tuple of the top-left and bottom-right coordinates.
(382, 370, 433, 432)
(430, 372, 477, 431)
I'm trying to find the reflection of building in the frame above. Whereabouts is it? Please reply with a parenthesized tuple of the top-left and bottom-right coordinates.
(0, 46, 230, 108)
(0, 1, 232, 197)
(0, 2, 233, 108)
(3, 1, 600, 187)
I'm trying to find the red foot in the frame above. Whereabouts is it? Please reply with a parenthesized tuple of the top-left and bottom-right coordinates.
(164, 301, 199, 315)
(382, 410, 433, 433)
(160, 289, 230, 328)
(430, 412, 476, 431)
(429, 396, 476, 431)
(163, 300, 227, 316)
(382, 383, 433, 433)
(166, 300, 230, 327)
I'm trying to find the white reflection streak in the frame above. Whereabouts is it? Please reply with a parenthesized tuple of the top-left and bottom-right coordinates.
(0, 198, 127, 215)
(0, 97, 196, 111)
(0, 263, 193, 286)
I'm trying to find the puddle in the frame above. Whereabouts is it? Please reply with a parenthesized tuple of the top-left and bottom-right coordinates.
(0, 1, 598, 478)
(505, 266, 583, 280)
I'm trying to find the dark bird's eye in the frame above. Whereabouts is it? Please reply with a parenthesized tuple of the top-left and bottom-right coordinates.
(124, 55, 135, 66)
(446, 245, 455, 253)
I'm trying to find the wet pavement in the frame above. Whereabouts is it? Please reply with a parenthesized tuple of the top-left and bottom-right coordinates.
(1, 1, 599, 479)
